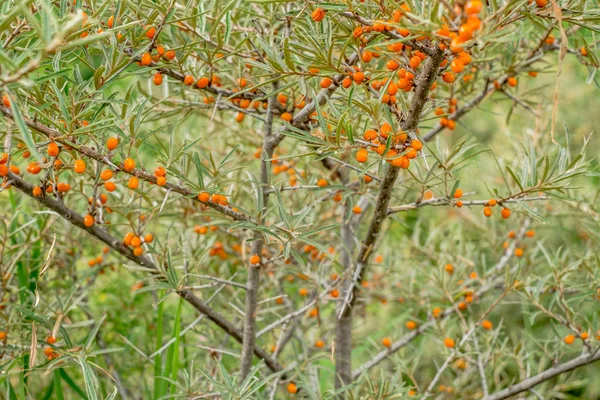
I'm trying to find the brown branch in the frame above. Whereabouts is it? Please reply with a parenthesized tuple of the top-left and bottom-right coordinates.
(6, 170, 286, 377)
(483, 350, 600, 400)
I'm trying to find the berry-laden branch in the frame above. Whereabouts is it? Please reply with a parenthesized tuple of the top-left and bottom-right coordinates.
(483, 350, 600, 400)
(351, 219, 530, 380)
(6, 170, 286, 377)
(0, 105, 252, 223)
(334, 45, 446, 389)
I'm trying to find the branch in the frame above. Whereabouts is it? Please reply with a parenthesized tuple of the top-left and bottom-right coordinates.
(6, 170, 286, 377)
(483, 350, 600, 400)
(338, 47, 446, 318)
(388, 195, 550, 215)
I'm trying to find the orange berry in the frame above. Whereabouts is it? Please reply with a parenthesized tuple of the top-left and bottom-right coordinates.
(386, 59, 399, 71)
(320, 77, 333, 89)
(564, 334, 575, 345)
(311, 7, 325, 22)
(445, 264, 454, 274)
(27, 162, 41, 175)
(144, 233, 154, 243)
(145, 26, 156, 39)
(406, 321, 417, 330)
(330, 289, 339, 298)
(382, 337, 392, 348)
(317, 178, 328, 187)
(453, 188, 463, 198)
(356, 149, 368, 163)
(32, 186, 42, 196)
(123, 158, 135, 172)
(442, 72, 456, 83)
(287, 382, 298, 394)
(444, 337, 455, 348)
(481, 320, 493, 330)
(156, 176, 167, 186)
(411, 139, 423, 151)
(451, 58, 465, 73)
(501, 207, 511, 219)
(250, 255, 261, 264)
(353, 71, 365, 84)
(184, 75, 194, 85)
(141, 52, 152, 66)
(198, 192, 210, 203)
(104, 181, 117, 192)
(107, 137, 119, 150)
(74, 159, 86, 173)
(164, 50, 176, 60)
(526, 230, 535, 237)
(83, 214, 94, 227)
(2, 94, 10, 108)
(409, 56, 421, 69)
(507, 77, 518, 87)
(315, 340, 325, 348)
(196, 77, 209, 88)
(100, 169, 114, 180)
(153, 72, 163, 85)
(483, 206, 492, 217)
(352, 205, 362, 214)
(514, 247, 524, 257)
(465, 0, 483, 14)
(128, 176, 139, 189)
(536, 0, 548, 6)
(155, 166, 166, 177)
(281, 112, 292, 122)
(47, 142, 59, 157)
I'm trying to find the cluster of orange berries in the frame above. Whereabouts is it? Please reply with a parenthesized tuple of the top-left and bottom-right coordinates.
(123, 231, 154, 257)
(358, 123, 422, 169)
(208, 242, 228, 260)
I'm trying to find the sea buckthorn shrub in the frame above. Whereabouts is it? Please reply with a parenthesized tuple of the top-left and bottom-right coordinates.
(1, 0, 599, 398)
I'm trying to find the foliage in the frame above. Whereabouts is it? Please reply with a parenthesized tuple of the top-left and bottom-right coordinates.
(1, 0, 600, 399)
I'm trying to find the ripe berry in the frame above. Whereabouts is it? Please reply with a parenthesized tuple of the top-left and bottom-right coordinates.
(84, 214, 94, 227)
(74, 159, 86, 173)
(481, 320, 493, 330)
(145, 26, 156, 39)
(444, 337, 455, 348)
(287, 382, 298, 394)
(564, 334, 575, 345)
(153, 72, 163, 85)
(100, 169, 113, 180)
(311, 7, 325, 22)
(107, 137, 119, 150)
(141, 53, 152, 66)
(320, 77, 333, 88)
(47, 142, 59, 157)
(501, 207, 511, 219)
(356, 149, 368, 163)
(250, 254, 261, 264)
(382, 337, 392, 348)
(128, 176, 139, 189)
